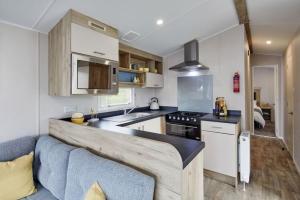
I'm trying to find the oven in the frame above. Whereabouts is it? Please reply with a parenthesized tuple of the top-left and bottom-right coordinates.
(166, 122, 201, 140)
(72, 53, 118, 95)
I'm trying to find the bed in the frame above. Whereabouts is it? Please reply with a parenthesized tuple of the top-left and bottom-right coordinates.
(253, 100, 265, 128)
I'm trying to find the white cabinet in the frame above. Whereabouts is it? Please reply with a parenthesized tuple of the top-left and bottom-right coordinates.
(142, 117, 162, 133)
(144, 73, 164, 88)
(201, 121, 239, 186)
(71, 23, 119, 61)
(202, 130, 236, 177)
(126, 117, 163, 134)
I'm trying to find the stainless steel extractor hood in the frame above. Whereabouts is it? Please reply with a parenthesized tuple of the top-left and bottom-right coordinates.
(169, 40, 209, 71)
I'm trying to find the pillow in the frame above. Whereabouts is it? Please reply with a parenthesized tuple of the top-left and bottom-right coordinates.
(0, 152, 36, 199)
(85, 182, 106, 200)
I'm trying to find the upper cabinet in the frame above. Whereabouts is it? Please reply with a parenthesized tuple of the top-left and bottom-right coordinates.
(49, 10, 164, 96)
(71, 23, 118, 61)
(48, 10, 118, 96)
(118, 43, 164, 88)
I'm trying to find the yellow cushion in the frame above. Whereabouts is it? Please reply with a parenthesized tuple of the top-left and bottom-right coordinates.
(85, 182, 106, 200)
(0, 152, 36, 200)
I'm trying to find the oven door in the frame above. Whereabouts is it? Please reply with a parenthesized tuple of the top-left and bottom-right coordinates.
(72, 53, 118, 95)
(166, 123, 200, 140)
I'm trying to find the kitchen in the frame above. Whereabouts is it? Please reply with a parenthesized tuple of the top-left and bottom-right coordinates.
(2, 0, 300, 200)
(46, 9, 244, 199)
(1, 1, 248, 200)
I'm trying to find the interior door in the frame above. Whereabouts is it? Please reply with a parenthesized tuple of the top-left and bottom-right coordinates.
(285, 56, 294, 155)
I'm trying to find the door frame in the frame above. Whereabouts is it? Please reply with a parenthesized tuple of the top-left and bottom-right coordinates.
(252, 65, 280, 137)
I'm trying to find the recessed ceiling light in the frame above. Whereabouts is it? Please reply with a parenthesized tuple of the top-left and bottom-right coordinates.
(156, 19, 164, 26)
(266, 40, 272, 45)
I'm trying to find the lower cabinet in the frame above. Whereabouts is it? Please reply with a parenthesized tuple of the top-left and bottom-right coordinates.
(201, 130, 236, 177)
(126, 117, 164, 134)
(201, 120, 239, 186)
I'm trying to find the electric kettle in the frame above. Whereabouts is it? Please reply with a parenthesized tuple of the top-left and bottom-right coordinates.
(149, 97, 160, 110)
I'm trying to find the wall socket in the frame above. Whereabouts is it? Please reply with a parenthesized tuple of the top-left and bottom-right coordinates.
(64, 105, 78, 114)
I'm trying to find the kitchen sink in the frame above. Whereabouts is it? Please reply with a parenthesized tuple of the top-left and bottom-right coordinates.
(103, 112, 152, 122)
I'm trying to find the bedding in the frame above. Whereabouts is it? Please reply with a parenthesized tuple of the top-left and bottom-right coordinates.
(253, 101, 265, 128)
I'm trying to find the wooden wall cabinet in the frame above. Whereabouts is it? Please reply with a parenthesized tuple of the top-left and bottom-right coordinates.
(118, 43, 164, 88)
(48, 9, 118, 96)
(144, 72, 164, 88)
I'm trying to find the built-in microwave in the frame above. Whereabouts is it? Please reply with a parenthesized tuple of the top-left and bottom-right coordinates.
(71, 53, 118, 95)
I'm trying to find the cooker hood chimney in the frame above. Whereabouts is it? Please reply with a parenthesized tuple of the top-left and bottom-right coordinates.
(169, 40, 209, 71)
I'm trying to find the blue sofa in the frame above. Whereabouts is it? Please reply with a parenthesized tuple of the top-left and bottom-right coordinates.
(0, 136, 155, 200)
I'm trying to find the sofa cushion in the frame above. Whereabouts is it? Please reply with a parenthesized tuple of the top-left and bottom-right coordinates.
(35, 136, 75, 200)
(65, 149, 155, 200)
(0, 152, 36, 200)
(22, 184, 58, 200)
(0, 136, 36, 162)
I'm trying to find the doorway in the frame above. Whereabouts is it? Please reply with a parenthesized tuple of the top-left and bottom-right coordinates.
(252, 65, 279, 138)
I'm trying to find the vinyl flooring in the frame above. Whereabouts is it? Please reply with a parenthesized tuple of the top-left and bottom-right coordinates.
(255, 121, 276, 138)
(204, 135, 300, 200)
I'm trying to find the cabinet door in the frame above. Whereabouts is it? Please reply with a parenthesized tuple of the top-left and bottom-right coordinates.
(71, 23, 119, 61)
(126, 123, 141, 130)
(141, 117, 162, 134)
(145, 73, 164, 88)
(202, 131, 236, 177)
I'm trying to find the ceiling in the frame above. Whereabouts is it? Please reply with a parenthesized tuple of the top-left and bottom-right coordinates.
(0, 0, 238, 56)
(0, 0, 299, 56)
(247, 0, 300, 55)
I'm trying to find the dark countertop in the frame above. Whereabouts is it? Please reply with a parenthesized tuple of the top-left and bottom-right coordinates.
(62, 107, 205, 169)
(201, 113, 241, 124)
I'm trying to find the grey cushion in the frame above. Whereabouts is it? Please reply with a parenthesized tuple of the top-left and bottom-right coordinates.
(35, 136, 75, 200)
(22, 184, 58, 200)
(0, 136, 36, 162)
(65, 148, 155, 200)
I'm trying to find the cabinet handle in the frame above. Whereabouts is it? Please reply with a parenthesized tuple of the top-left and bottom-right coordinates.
(93, 51, 106, 56)
(88, 21, 106, 32)
(211, 126, 222, 129)
(142, 125, 144, 131)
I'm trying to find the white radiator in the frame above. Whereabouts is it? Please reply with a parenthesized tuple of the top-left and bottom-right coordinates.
(239, 131, 250, 185)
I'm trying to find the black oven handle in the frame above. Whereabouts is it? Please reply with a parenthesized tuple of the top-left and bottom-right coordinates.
(166, 122, 198, 129)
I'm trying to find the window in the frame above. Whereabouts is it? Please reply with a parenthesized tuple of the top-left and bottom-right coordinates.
(98, 88, 135, 110)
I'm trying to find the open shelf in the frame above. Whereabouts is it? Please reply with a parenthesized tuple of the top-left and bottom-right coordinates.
(118, 67, 144, 74)
(119, 82, 144, 88)
(118, 43, 163, 88)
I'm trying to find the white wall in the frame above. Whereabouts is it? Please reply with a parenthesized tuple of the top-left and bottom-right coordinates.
(156, 25, 247, 128)
(0, 23, 39, 142)
(253, 67, 275, 104)
(0, 23, 155, 141)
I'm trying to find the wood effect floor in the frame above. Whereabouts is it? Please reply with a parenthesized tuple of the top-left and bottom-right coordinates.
(204, 135, 300, 200)
(255, 121, 276, 138)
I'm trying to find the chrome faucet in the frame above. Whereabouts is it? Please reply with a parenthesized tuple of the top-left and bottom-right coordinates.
(124, 106, 137, 115)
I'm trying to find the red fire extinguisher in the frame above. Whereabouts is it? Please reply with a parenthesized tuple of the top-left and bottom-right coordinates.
(233, 72, 240, 93)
